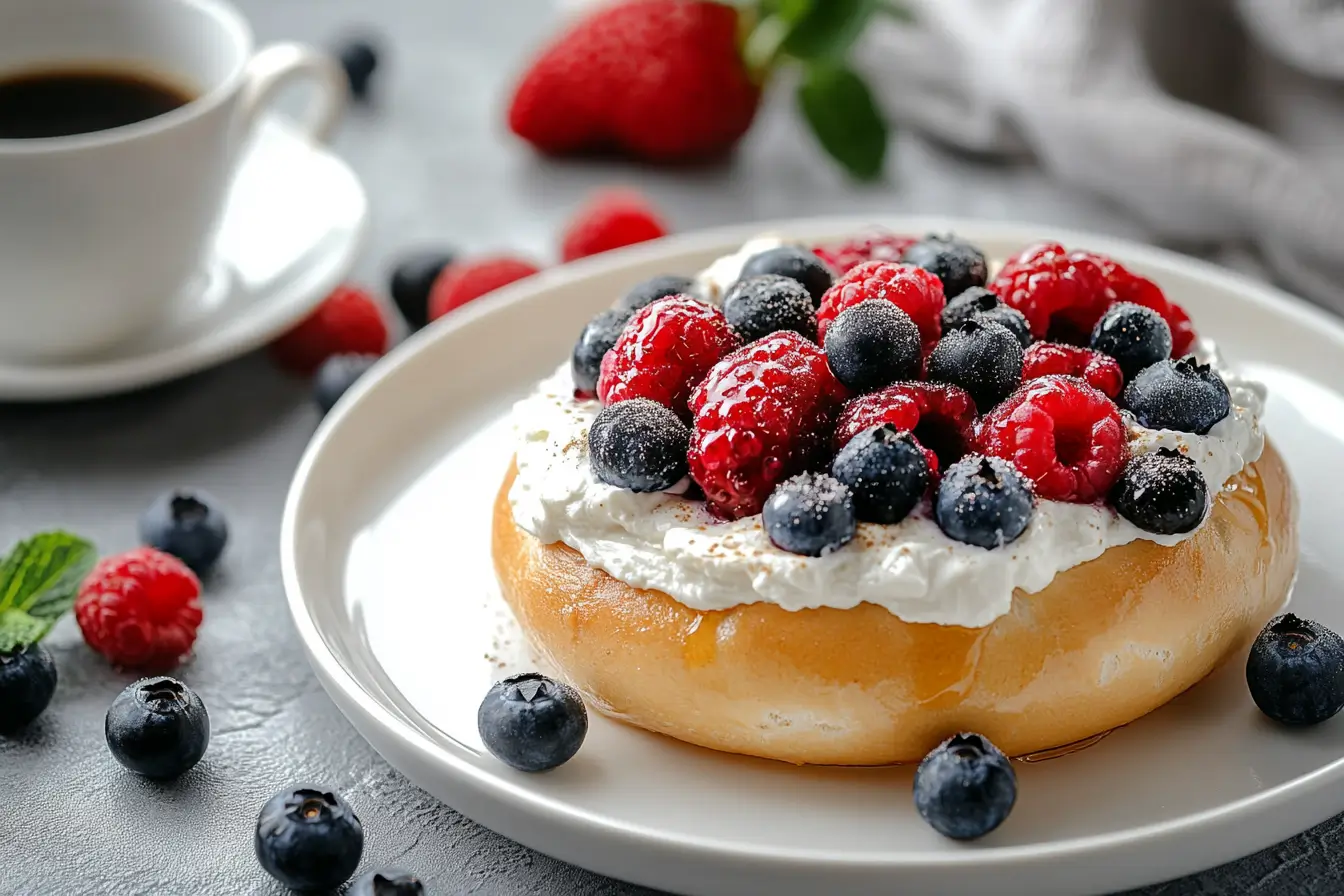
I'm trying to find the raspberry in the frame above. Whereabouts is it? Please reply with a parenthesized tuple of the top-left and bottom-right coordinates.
(688, 331, 846, 519)
(834, 381, 976, 475)
(598, 295, 739, 419)
(428, 257, 540, 322)
(816, 262, 946, 351)
(990, 243, 1114, 342)
(560, 190, 669, 262)
(976, 375, 1128, 503)
(75, 548, 203, 671)
(1085, 253, 1198, 356)
(269, 286, 389, 376)
(813, 232, 917, 275)
(1022, 342, 1124, 399)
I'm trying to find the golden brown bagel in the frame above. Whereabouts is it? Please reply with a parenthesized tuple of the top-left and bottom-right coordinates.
(493, 444, 1297, 765)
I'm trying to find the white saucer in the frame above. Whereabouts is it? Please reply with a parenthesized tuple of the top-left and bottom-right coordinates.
(0, 114, 367, 402)
(282, 218, 1344, 896)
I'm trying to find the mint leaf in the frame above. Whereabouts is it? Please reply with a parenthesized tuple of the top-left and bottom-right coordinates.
(797, 62, 888, 180)
(0, 608, 51, 653)
(782, 0, 878, 61)
(0, 532, 97, 640)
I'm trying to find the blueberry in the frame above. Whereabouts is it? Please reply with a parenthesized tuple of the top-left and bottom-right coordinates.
(0, 643, 57, 733)
(824, 299, 922, 393)
(255, 785, 365, 891)
(1090, 302, 1172, 381)
(723, 275, 818, 344)
(571, 309, 632, 395)
(477, 673, 588, 772)
(390, 250, 455, 329)
(1247, 614, 1344, 726)
(940, 287, 1032, 350)
(139, 489, 229, 575)
(313, 353, 380, 416)
(337, 38, 380, 101)
(738, 245, 834, 306)
(618, 274, 695, 312)
(832, 425, 930, 524)
(105, 677, 209, 778)
(349, 867, 427, 895)
(901, 235, 988, 298)
(1122, 356, 1231, 434)
(913, 733, 1017, 840)
(926, 319, 1024, 412)
(1111, 449, 1208, 535)
(763, 472, 856, 557)
(935, 455, 1034, 549)
(588, 399, 689, 493)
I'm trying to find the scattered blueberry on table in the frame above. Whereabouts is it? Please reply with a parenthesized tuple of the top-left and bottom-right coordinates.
(139, 489, 229, 575)
(0, 643, 58, 733)
(349, 867, 428, 895)
(313, 353, 381, 415)
(1247, 614, 1344, 726)
(390, 249, 456, 330)
(336, 37, 380, 101)
(255, 785, 365, 891)
(477, 673, 588, 772)
(105, 677, 210, 779)
(914, 733, 1017, 840)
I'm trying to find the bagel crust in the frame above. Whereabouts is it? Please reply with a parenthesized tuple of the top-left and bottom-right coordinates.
(492, 443, 1297, 765)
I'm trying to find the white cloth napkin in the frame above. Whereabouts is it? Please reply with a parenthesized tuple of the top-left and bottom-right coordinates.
(858, 0, 1344, 310)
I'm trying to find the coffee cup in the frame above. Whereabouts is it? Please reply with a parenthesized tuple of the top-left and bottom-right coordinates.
(0, 0, 346, 361)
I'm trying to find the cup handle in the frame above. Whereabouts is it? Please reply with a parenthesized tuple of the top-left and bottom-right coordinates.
(236, 42, 346, 144)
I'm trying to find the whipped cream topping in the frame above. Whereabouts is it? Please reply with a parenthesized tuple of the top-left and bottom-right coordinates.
(508, 244, 1267, 628)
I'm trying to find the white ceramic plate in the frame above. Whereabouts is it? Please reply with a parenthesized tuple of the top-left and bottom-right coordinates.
(0, 115, 367, 402)
(282, 218, 1344, 896)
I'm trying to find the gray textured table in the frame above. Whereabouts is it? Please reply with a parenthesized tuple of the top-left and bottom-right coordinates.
(1, 1, 1338, 894)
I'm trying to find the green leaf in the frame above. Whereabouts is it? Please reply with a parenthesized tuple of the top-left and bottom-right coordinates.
(0, 532, 97, 641)
(0, 608, 51, 654)
(796, 62, 889, 181)
(782, 0, 878, 61)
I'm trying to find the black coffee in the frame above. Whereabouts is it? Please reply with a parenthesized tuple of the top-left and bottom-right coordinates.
(0, 67, 194, 139)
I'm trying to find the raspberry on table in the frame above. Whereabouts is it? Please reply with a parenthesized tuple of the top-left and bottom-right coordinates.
(990, 242, 1114, 342)
(688, 331, 846, 519)
(75, 548, 204, 671)
(816, 261, 946, 351)
(428, 257, 541, 322)
(813, 231, 918, 275)
(1022, 342, 1124, 399)
(976, 374, 1129, 503)
(269, 285, 389, 376)
(598, 294, 739, 419)
(560, 190, 669, 262)
(834, 381, 976, 475)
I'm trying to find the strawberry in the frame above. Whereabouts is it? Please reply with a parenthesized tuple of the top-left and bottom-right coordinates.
(508, 1, 760, 163)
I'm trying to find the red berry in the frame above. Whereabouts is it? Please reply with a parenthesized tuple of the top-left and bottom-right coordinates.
(75, 548, 203, 671)
(598, 295, 739, 419)
(561, 190, 668, 262)
(990, 242, 1115, 342)
(816, 262, 946, 351)
(813, 232, 917, 275)
(428, 257, 540, 322)
(269, 286, 389, 375)
(834, 381, 976, 475)
(976, 375, 1128, 503)
(1022, 342, 1124, 399)
(689, 331, 846, 519)
(1084, 252, 1198, 356)
(507, 0, 760, 163)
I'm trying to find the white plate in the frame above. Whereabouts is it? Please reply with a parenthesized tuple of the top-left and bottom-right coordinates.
(282, 218, 1344, 896)
(0, 115, 367, 402)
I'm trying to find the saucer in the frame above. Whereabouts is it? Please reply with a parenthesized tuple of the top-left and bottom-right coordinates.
(283, 218, 1344, 896)
(0, 114, 367, 402)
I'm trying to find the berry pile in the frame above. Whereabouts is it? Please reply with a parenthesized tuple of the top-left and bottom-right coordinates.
(571, 235, 1226, 554)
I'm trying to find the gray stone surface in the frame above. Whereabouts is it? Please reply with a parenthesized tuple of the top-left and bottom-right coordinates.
(0, 1, 1337, 893)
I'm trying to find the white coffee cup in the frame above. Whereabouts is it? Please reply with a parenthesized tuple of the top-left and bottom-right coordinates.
(0, 0, 346, 361)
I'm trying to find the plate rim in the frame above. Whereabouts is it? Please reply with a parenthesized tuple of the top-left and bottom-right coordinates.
(281, 215, 1344, 882)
